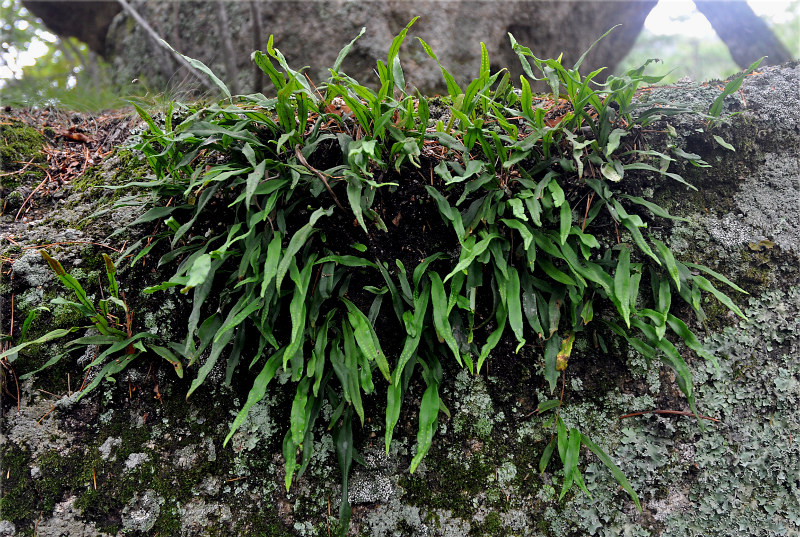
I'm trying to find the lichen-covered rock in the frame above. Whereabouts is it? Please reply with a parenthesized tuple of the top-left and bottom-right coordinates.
(1, 63, 798, 536)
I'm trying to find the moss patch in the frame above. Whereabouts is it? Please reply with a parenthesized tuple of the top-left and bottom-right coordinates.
(0, 121, 46, 190)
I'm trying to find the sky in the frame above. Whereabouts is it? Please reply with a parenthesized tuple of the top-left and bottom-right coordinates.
(1, 1, 797, 81)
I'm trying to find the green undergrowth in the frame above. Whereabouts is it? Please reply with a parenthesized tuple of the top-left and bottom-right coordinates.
(3, 20, 753, 534)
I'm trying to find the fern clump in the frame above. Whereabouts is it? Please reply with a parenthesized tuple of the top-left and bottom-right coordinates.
(5, 19, 750, 533)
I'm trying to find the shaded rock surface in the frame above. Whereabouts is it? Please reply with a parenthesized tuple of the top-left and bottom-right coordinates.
(1, 63, 799, 536)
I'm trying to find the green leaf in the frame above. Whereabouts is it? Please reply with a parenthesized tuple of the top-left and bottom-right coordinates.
(181, 254, 212, 294)
(150, 345, 184, 378)
(410, 377, 440, 473)
(393, 282, 431, 382)
(506, 267, 525, 351)
(713, 134, 735, 151)
(544, 335, 560, 393)
(346, 175, 367, 233)
(614, 247, 632, 328)
(557, 416, 568, 461)
(261, 232, 283, 297)
(605, 128, 627, 156)
(160, 39, 231, 99)
(537, 399, 561, 413)
(501, 219, 533, 250)
(430, 272, 462, 366)
(619, 195, 690, 222)
(580, 433, 641, 511)
(413, 252, 444, 291)
(385, 381, 403, 454)
(343, 298, 390, 382)
(443, 234, 498, 282)
(276, 206, 332, 293)
(708, 57, 764, 119)
(600, 161, 623, 182)
(283, 258, 316, 369)
(417, 37, 462, 98)
(245, 160, 267, 209)
(666, 314, 720, 374)
(559, 428, 581, 499)
(559, 200, 571, 245)
(333, 409, 354, 531)
(539, 258, 576, 287)
(539, 438, 555, 473)
(315, 255, 377, 269)
(332, 27, 366, 73)
(290, 378, 311, 445)
(476, 304, 507, 374)
(684, 262, 748, 294)
(694, 276, 747, 319)
(1, 328, 74, 363)
(548, 179, 565, 207)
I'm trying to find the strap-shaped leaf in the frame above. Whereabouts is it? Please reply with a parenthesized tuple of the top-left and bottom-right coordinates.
(580, 433, 641, 511)
(342, 298, 391, 382)
(476, 303, 507, 374)
(430, 272, 462, 366)
(275, 206, 332, 293)
(392, 282, 431, 384)
(694, 276, 747, 319)
(506, 267, 526, 351)
(559, 428, 582, 499)
(667, 314, 720, 374)
(544, 334, 561, 393)
(614, 246, 632, 328)
(409, 375, 440, 473)
(685, 262, 748, 295)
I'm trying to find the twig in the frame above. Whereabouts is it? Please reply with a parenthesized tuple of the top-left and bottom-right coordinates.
(0, 159, 37, 177)
(294, 146, 345, 210)
(115, 0, 215, 92)
(15, 169, 52, 220)
(37, 404, 56, 425)
(619, 409, 720, 422)
(22, 240, 122, 252)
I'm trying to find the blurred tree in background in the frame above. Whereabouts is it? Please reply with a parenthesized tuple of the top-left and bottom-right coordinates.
(619, 0, 799, 83)
(1, 0, 130, 110)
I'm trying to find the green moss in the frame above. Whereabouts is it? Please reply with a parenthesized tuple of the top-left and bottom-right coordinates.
(0, 446, 38, 525)
(401, 446, 495, 520)
(470, 511, 503, 536)
(0, 121, 46, 190)
(0, 446, 93, 531)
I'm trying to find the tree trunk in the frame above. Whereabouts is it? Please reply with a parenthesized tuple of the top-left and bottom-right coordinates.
(694, 0, 793, 68)
(22, 0, 121, 56)
(102, 0, 656, 94)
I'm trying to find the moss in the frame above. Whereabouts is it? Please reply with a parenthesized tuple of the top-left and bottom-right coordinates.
(400, 443, 497, 520)
(0, 121, 46, 190)
(470, 511, 503, 536)
(0, 446, 38, 525)
(0, 446, 94, 531)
